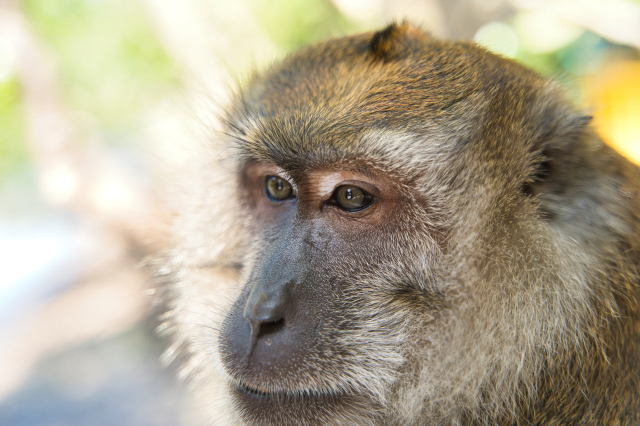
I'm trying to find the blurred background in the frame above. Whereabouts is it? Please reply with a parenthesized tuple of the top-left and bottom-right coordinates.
(0, 0, 638, 424)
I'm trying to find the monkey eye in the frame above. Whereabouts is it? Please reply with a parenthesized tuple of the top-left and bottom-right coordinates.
(332, 185, 374, 212)
(265, 175, 293, 202)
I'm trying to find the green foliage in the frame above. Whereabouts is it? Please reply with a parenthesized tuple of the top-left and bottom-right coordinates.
(0, 78, 28, 181)
(23, 0, 180, 130)
(246, 0, 354, 51)
(515, 49, 562, 77)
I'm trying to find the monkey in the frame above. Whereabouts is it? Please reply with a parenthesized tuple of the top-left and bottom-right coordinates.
(154, 23, 640, 426)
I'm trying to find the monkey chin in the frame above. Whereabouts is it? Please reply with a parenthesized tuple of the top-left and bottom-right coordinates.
(230, 384, 379, 426)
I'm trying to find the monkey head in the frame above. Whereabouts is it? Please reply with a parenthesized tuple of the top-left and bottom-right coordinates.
(157, 23, 640, 426)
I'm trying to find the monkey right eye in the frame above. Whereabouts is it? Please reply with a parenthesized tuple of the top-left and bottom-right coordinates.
(265, 175, 293, 202)
(332, 185, 374, 212)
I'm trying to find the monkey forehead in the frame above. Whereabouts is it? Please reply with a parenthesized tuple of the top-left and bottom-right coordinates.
(235, 24, 544, 130)
(224, 24, 561, 171)
(227, 23, 580, 186)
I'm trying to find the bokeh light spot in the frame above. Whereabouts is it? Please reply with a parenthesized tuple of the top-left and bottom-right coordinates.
(474, 21, 519, 58)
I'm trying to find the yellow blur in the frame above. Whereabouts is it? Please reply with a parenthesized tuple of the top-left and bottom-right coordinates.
(587, 61, 640, 166)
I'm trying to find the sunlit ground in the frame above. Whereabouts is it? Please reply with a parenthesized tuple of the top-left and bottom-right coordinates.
(0, 0, 638, 425)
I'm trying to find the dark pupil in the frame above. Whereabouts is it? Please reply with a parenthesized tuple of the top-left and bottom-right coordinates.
(335, 185, 373, 211)
(345, 188, 354, 200)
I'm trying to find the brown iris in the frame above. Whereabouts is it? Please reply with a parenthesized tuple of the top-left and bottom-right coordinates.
(265, 175, 293, 201)
(333, 185, 374, 212)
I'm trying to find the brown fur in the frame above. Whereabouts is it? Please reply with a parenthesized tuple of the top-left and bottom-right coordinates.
(155, 23, 640, 425)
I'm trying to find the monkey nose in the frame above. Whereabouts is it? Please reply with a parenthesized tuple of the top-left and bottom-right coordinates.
(243, 289, 289, 339)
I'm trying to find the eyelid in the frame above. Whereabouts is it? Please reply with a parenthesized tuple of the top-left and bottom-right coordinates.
(273, 171, 296, 191)
(326, 180, 379, 200)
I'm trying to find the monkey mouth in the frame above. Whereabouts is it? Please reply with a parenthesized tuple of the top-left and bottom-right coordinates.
(233, 380, 372, 426)
(237, 382, 288, 399)
(235, 380, 344, 401)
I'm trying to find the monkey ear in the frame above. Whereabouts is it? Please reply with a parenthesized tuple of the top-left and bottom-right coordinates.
(522, 113, 593, 202)
(369, 22, 426, 62)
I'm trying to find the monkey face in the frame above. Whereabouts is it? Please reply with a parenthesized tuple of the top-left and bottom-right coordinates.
(160, 22, 640, 426)
(219, 162, 441, 425)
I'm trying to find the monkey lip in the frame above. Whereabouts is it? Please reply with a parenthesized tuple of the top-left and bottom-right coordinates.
(237, 381, 287, 399)
(236, 384, 287, 399)
(235, 381, 341, 401)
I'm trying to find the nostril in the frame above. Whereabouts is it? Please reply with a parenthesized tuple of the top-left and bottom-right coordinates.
(243, 285, 291, 340)
(258, 318, 285, 337)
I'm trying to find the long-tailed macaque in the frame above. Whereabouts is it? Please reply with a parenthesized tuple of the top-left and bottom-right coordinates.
(156, 23, 640, 425)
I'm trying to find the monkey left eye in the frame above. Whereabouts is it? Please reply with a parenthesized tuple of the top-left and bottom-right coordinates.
(265, 175, 293, 202)
(332, 185, 374, 212)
